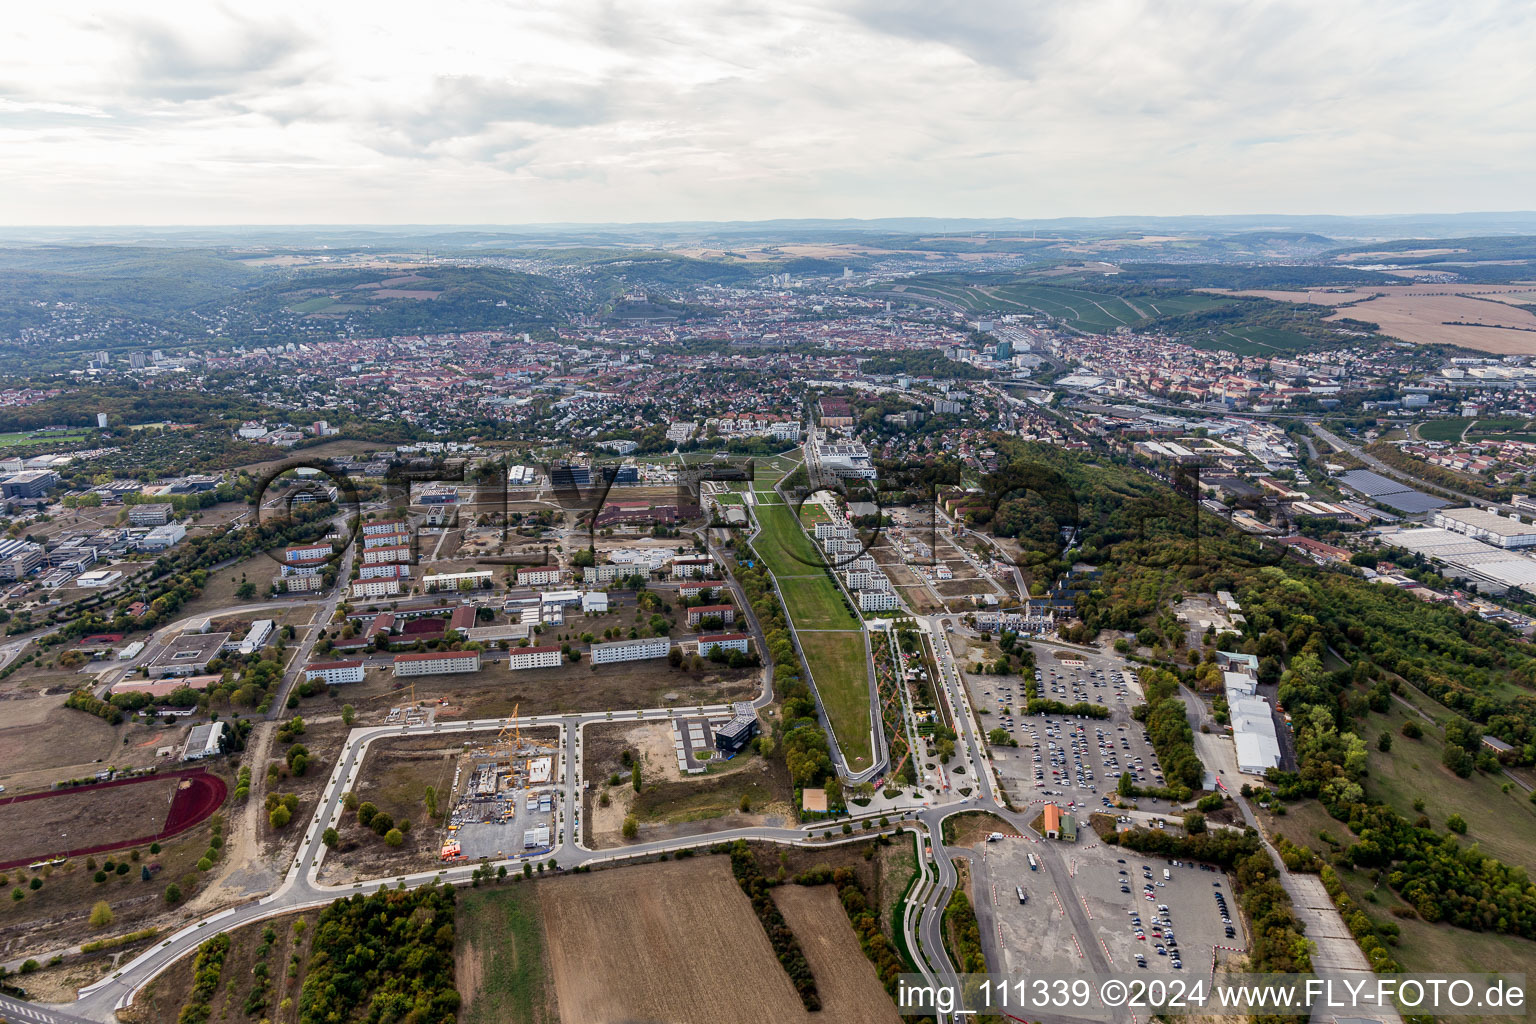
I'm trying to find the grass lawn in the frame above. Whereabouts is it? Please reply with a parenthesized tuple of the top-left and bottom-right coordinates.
(1359, 700, 1536, 875)
(752, 501, 826, 578)
(1417, 417, 1472, 442)
(797, 630, 873, 769)
(0, 429, 92, 449)
(778, 574, 861, 630)
(798, 503, 831, 525)
(456, 884, 555, 1024)
(634, 755, 788, 823)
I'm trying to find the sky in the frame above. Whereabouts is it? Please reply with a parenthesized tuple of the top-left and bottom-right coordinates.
(2, 0, 1533, 225)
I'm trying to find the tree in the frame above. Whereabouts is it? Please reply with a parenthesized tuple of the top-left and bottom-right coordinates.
(341, 704, 355, 726)
(236, 581, 257, 600)
(1377, 731, 1393, 753)
(269, 805, 292, 829)
(621, 815, 639, 839)
(739, 793, 752, 813)
(1401, 720, 1423, 739)
(1183, 811, 1207, 835)
(384, 828, 404, 847)
(89, 901, 114, 928)
(357, 802, 378, 827)
(165, 883, 182, 905)
(1446, 814, 1468, 834)
(631, 761, 642, 792)
(322, 827, 339, 849)
(424, 786, 438, 819)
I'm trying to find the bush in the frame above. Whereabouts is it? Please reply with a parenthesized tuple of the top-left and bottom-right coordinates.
(370, 812, 394, 836)
(1183, 811, 1207, 834)
(383, 829, 404, 847)
(621, 815, 638, 839)
(165, 883, 183, 905)
(197, 857, 214, 872)
(1401, 720, 1423, 739)
(93, 870, 108, 883)
(89, 900, 114, 928)
(1446, 814, 1468, 834)
(356, 802, 378, 827)
(269, 805, 292, 829)
(322, 827, 339, 849)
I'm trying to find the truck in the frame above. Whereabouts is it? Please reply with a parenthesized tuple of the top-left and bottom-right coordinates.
(1027, 852, 1038, 871)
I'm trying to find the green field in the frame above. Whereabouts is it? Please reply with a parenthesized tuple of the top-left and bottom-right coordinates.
(1360, 697, 1536, 876)
(1417, 417, 1472, 442)
(798, 630, 874, 769)
(456, 884, 554, 1024)
(1195, 325, 1319, 355)
(0, 429, 92, 448)
(752, 501, 826, 578)
(778, 574, 862, 630)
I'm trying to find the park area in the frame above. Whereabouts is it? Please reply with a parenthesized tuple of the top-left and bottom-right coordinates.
(0, 769, 227, 869)
(797, 631, 873, 770)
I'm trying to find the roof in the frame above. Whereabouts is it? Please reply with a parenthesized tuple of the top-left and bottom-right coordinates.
(1042, 804, 1062, 833)
(700, 632, 749, 643)
(512, 645, 562, 655)
(690, 603, 733, 614)
(306, 660, 363, 671)
(393, 650, 481, 663)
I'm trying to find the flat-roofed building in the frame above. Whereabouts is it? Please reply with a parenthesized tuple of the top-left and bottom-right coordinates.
(1432, 507, 1536, 549)
(128, 503, 174, 526)
(352, 577, 401, 598)
(671, 556, 714, 578)
(181, 721, 226, 761)
(517, 565, 562, 586)
(422, 569, 493, 592)
(148, 631, 232, 678)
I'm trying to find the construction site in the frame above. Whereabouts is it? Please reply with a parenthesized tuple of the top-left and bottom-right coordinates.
(439, 712, 562, 863)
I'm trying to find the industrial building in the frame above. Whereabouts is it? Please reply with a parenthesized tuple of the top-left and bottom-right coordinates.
(128, 503, 175, 526)
(1219, 651, 1283, 775)
(1431, 507, 1536, 549)
(181, 721, 226, 761)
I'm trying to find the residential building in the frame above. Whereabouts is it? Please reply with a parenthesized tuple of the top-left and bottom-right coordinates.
(591, 636, 671, 664)
(508, 645, 563, 671)
(687, 604, 735, 627)
(352, 577, 401, 598)
(671, 556, 714, 578)
(858, 590, 899, 612)
(697, 632, 750, 656)
(422, 570, 493, 592)
(304, 660, 365, 685)
(393, 650, 483, 677)
(517, 565, 563, 586)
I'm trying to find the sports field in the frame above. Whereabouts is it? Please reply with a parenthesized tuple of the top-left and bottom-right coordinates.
(797, 630, 873, 769)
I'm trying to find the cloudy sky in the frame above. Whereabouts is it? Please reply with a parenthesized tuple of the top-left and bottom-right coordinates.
(2, 0, 1532, 225)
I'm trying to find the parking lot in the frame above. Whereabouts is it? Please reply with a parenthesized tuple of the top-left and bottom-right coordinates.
(987, 834, 1247, 976)
(971, 642, 1182, 817)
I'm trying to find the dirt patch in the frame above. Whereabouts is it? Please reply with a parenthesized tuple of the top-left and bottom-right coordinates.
(539, 856, 836, 1024)
(0, 770, 225, 869)
(773, 885, 901, 1024)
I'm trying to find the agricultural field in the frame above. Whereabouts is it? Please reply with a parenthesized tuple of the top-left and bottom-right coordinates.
(797, 631, 873, 770)
(1213, 282, 1536, 354)
(772, 885, 901, 1023)
(1199, 324, 1320, 355)
(458, 884, 557, 1024)
(536, 856, 893, 1024)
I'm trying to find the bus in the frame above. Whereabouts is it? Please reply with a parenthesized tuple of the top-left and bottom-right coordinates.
(1027, 853, 1038, 871)
(1017, 886, 1028, 904)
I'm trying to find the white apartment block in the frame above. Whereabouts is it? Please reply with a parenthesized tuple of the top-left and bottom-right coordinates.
(304, 660, 365, 685)
(352, 577, 401, 598)
(286, 543, 333, 563)
(584, 563, 639, 584)
(591, 636, 671, 664)
(393, 650, 483, 676)
(814, 521, 852, 541)
(508, 645, 563, 671)
(362, 545, 412, 565)
(423, 570, 493, 592)
(362, 520, 408, 537)
(697, 633, 750, 656)
(358, 563, 408, 580)
(671, 556, 714, 578)
(517, 566, 563, 586)
(278, 573, 324, 593)
(363, 532, 412, 549)
(858, 590, 899, 612)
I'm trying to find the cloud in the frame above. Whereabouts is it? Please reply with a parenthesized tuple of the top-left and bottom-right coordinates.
(0, 0, 1533, 223)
